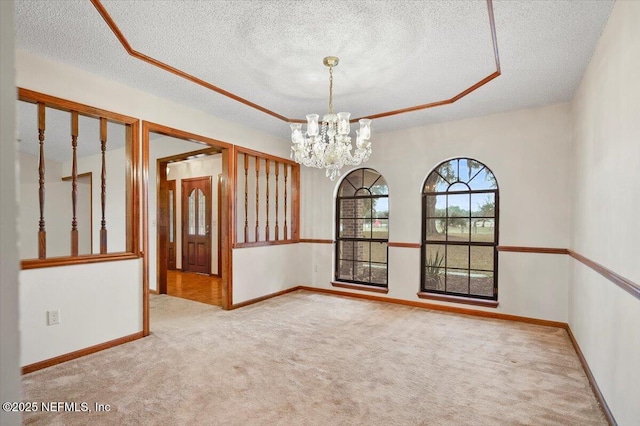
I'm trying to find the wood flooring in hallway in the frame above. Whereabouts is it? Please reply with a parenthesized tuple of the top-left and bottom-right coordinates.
(166, 270, 222, 306)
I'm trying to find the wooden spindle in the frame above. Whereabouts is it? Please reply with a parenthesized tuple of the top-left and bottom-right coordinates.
(37, 102, 46, 259)
(265, 160, 270, 241)
(275, 162, 279, 241)
(284, 164, 288, 240)
(244, 154, 249, 243)
(70, 111, 79, 256)
(100, 117, 108, 254)
(255, 156, 260, 241)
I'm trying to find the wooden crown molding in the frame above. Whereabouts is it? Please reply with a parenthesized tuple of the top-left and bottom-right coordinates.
(90, 0, 500, 123)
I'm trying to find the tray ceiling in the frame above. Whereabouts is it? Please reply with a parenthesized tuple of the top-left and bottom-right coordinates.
(15, 0, 614, 147)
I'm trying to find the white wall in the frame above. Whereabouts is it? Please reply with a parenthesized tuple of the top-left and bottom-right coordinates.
(569, 2, 640, 425)
(232, 244, 309, 305)
(19, 260, 142, 366)
(16, 51, 297, 365)
(302, 102, 573, 322)
(0, 1, 21, 424)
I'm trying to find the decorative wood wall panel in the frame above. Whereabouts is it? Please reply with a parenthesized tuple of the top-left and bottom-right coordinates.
(18, 88, 140, 269)
(234, 148, 299, 247)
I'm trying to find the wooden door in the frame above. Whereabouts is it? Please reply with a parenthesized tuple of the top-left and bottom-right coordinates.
(167, 180, 177, 270)
(181, 177, 212, 274)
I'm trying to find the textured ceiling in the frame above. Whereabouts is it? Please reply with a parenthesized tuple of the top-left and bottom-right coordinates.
(15, 0, 614, 158)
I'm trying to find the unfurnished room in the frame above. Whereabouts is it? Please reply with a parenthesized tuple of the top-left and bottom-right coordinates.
(0, 1, 638, 425)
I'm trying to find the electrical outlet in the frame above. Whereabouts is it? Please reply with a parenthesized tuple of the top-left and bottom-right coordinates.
(47, 309, 60, 326)
(314, 264, 319, 272)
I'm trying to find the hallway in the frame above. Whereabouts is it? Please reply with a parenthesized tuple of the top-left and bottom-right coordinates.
(166, 270, 222, 306)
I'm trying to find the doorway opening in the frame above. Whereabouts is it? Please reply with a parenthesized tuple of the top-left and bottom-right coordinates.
(157, 149, 223, 306)
(143, 122, 234, 334)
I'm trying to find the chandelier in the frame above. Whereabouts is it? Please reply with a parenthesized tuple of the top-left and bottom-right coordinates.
(290, 56, 372, 181)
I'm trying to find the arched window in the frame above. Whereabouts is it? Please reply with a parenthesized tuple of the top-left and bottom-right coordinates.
(421, 158, 498, 302)
(335, 168, 389, 288)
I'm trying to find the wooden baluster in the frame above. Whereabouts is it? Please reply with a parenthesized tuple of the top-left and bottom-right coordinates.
(284, 164, 288, 240)
(100, 118, 108, 254)
(244, 154, 249, 243)
(37, 103, 46, 259)
(275, 162, 279, 241)
(265, 159, 270, 241)
(255, 156, 260, 242)
(70, 112, 79, 256)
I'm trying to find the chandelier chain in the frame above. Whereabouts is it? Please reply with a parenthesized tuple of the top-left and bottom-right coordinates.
(328, 65, 334, 114)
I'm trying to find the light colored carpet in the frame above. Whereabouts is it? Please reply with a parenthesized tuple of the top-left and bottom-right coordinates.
(22, 291, 606, 425)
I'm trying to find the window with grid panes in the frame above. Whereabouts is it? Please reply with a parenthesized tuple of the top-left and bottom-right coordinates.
(421, 158, 498, 300)
(335, 169, 388, 288)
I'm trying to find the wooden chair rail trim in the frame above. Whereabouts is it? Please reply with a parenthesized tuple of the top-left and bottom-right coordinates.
(388, 242, 421, 248)
(331, 281, 389, 294)
(233, 240, 299, 249)
(18, 88, 138, 124)
(299, 239, 333, 244)
(90, 0, 499, 123)
(417, 292, 498, 308)
(21, 252, 140, 270)
(21, 331, 144, 374)
(497, 246, 569, 254)
(568, 250, 640, 302)
(498, 246, 639, 301)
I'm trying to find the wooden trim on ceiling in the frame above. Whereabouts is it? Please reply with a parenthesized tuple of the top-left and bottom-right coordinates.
(417, 292, 498, 308)
(299, 239, 333, 244)
(89, 0, 289, 123)
(90, 0, 500, 123)
(569, 250, 640, 301)
(331, 281, 389, 294)
(21, 331, 144, 374)
(498, 246, 570, 254)
(388, 242, 421, 249)
(297, 286, 567, 329)
(565, 326, 616, 425)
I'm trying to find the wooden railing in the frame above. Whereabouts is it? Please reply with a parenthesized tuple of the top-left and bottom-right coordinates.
(234, 147, 299, 247)
(18, 88, 140, 269)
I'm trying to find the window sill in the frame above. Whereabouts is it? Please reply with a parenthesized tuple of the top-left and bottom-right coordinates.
(417, 292, 499, 308)
(332, 281, 389, 294)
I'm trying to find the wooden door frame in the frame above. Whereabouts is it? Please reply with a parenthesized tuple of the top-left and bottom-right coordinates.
(180, 176, 212, 275)
(166, 179, 176, 270)
(157, 147, 219, 291)
(143, 121, 235, 336)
